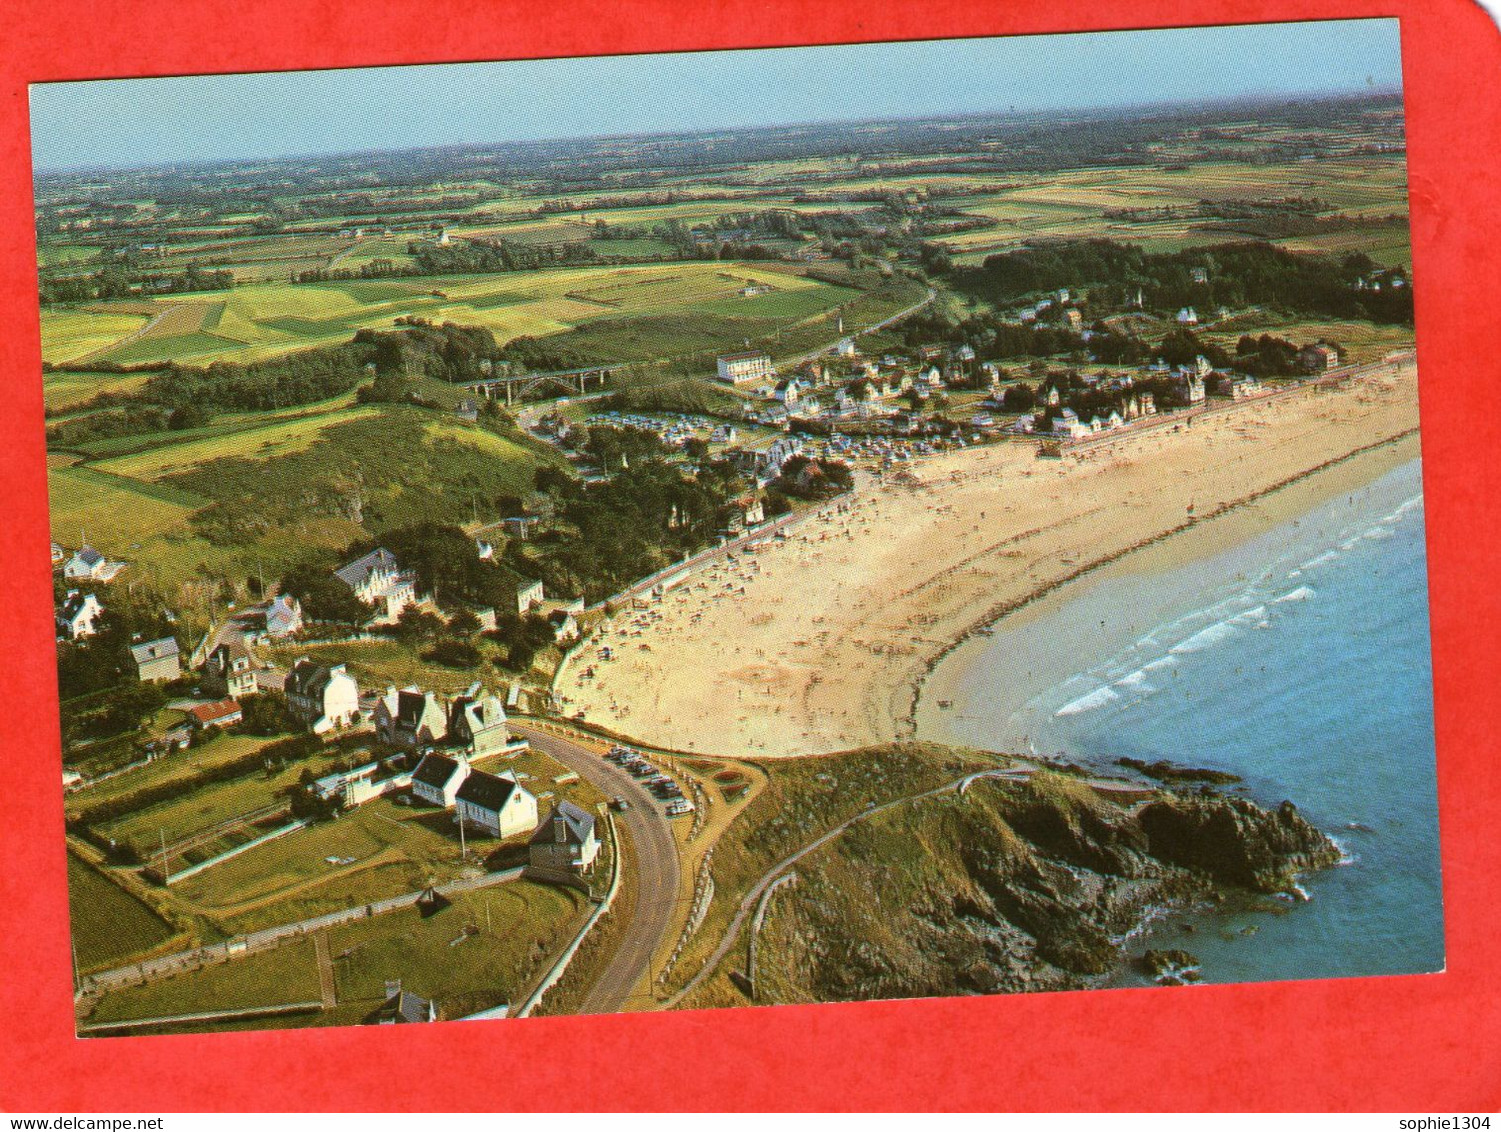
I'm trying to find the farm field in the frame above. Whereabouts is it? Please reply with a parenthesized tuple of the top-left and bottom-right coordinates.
(40, 308, 151, 364)
(48, 463, 201, 549)
(91, 404, 382, 482)
(39, 261, 859, 370)
(43, 369, 153, 413)
(68, 853, 178, 973)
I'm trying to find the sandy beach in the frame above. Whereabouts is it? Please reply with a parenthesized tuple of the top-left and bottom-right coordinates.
(555, 356, 1421, 757)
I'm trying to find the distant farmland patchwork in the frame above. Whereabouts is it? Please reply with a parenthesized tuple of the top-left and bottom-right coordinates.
(40, 262, 853, 369)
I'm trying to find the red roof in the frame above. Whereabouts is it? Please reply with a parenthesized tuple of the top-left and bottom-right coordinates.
(188, 699, 242, 727)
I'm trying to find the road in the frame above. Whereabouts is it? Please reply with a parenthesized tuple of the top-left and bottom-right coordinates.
(510, 721, 683, 1013)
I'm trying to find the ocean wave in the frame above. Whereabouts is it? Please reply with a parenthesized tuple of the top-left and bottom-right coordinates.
(1170, 620, 1238, 654)
(1114, 670, 1155, 693)
(1274, 585, 1316, 604)
(1142, 656, 1178, 673)
(1055, 686, 1121, 717)
(1229, 605, 1268, 626)
(1301, 550, 1339, 570)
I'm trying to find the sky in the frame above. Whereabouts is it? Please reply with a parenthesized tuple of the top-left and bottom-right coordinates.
(28, 19, 1403, 172)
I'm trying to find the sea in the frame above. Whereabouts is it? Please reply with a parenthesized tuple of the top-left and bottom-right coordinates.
(916, 457, 1444, 986)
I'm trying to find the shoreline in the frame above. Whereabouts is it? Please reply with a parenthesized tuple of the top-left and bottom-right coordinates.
(556, 356, 1420, 757)
(909, 428, 1422, 748)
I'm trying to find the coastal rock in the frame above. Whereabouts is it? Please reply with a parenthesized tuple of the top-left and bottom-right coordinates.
(1137, 794, 1341, 893)
(745, 770, 1341, 1006)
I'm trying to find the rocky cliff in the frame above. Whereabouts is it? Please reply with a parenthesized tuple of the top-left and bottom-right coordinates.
(747, 770, 1341, 1004)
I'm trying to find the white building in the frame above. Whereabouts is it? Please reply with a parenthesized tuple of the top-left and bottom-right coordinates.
(334, 548, 418, 622)
(716, 350, 774, 385)
(56, 591, 102, 640)
(285, 659, 361, 734)
(410, 752, 471, 808)
(63, 545, 124, 583)
(455, 769, 538, 839)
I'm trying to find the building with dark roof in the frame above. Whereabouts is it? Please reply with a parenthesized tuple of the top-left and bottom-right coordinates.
(528, 800, 600, 872)
(369, 980, 437, 1024)
(447, 689, 509, 757)
(411, 751, 469, 808)
(285, 659, 360, 734)
(333, 547, 417, 622)
(375, 686, 448, 749)
(455, 768, 537, 839)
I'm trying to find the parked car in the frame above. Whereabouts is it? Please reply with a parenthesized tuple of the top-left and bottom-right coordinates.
(609, 796, 630, 812)
(666, 799, 696, 817)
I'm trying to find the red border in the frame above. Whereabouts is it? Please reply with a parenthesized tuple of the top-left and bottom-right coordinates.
(3, 0, 1497, 1113)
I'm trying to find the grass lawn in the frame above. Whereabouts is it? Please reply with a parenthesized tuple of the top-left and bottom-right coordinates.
(43, 369, 153, 413)
(172, 797, 477, 917)
(327, 881, 585, 1018)
(94, 750, 353, 854)
(87, 936, 322, 1023)
(68, 852, 178, 973)
(74, 732, 299, 808)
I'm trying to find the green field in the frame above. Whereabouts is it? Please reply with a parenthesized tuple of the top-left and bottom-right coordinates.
(38, 260, 859, 369)
(326, 881, 583, 1017)
(87, 936, 322, 1023)
(85, 879, 583, 1028)
(92, 404, 382, 482)
(67, 853, 178, 973)
(40, 309, 150, 364)
(94, 750, 353, 854)
(48, 463, 201, 549)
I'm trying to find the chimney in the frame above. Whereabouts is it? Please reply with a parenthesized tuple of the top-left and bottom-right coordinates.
(385, 979, 401, 999)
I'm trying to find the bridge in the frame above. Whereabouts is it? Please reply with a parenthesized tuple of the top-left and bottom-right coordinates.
(464, 365, 616, 405)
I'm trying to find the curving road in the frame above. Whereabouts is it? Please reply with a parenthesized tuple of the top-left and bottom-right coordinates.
(510, 722, 682, 1013)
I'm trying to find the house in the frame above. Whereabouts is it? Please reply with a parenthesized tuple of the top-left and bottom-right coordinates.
(1300, 343, 1340, 372)
(833, 337, 857, 358)
(455, 769, 538, 839)
(284, 659, 360, 733)
(131, 637, 181, 682)
(772, 378, 801, 406)
(63, 545, 123, 583)
(56, 591, 102, 640)
(186, 698, 242, 731)
(411, 751, 470, 808)
(741, 497, 765, 527)
(454, 399, 480, 423)
(313, 762, 382, 807)
(1050, 409, 1091, 439)
(375, 687, 448, 749)
(475, 538, 494, 561)
(501, 514, 543, 540)
(1230, 377, 1265, 400)
(548, 609, 580, 645)
(529, 800, 600, 873)
(716, 350, 774, 385)
(448, 688, 509, 757)
(497, 569, 545, 616)
(333, 547, 417, 621)
(371, 981, 437, 1025)
(263, 595, 303, 639)
(1190, 267, 1209, 285)
(1176, 307, 1199, 325)
(1064, 309, 1084, 332)
(205, 640, 259, 700)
